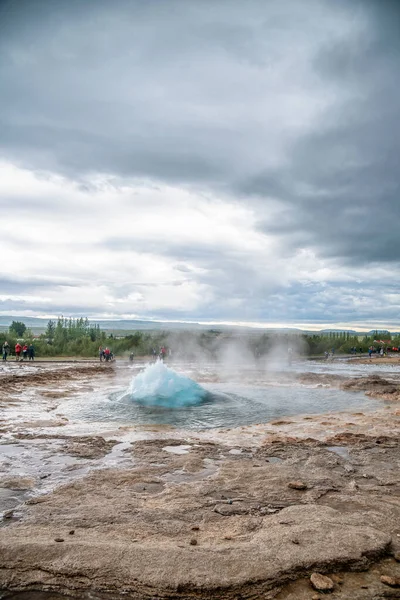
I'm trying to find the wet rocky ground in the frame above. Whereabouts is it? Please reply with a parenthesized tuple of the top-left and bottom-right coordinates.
(0, 361, 400, 599)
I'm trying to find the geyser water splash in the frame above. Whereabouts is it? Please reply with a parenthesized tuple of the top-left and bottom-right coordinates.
(130, 360, 207, 407)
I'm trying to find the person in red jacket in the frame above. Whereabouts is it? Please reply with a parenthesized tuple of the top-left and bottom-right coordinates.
(15, 342, 22, 361)
(22, 344, 28, 360)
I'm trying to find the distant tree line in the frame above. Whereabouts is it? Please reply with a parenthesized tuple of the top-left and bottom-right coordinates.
(302, 331, 399, 355)
(2, 319, 399, 359)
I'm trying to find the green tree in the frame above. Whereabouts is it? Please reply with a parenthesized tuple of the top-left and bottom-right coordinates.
(46, 319, 56, 340)
(9, 321, 26, 337)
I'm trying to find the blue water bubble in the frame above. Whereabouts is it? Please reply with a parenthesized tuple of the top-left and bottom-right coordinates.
(129, 360, 208, 407)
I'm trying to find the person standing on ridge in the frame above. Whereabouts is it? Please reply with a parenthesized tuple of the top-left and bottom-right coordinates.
(15, 342, 22, 361)
(22, 344, 28, 360)
(2, 341, 9, 361)
(28, 343, 35, 361)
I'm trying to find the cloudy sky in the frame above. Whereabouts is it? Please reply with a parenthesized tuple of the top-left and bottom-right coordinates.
(0, 0, 399, 329)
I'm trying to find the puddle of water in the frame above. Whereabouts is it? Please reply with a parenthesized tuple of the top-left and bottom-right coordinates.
(162, 466, 217, 483)
(0, 440, 93, 515)
(101, 441, 133, 466)
(162, 458, 219, 484)
(0, 488, 27, 514)
(162, 445, 192, 454)
(265, 456, 284, 464)
(327, 446, 351, 460)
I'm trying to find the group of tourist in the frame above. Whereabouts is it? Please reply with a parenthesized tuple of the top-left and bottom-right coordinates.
(130, 347, 169, 363)
(368, 346, 385, 358)
(2, 341, 35, 361)
(98, 346, 114, 362)
(150, 347, 169, 361)
(350, 347, 363, 354)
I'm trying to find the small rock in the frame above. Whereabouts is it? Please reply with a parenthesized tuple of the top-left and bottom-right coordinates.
(380, 575, 400, 587)
(190, 538, 197, 546)
(310, 572, 334, 592)
(224, 535, 232, 540)
(311, 595, 320, 600)
(213, 504, 248, 516)
(68, 530, 75, 535)
(393, 552, 400, 562)
(260, 507, 279, 515)
(191, 526, 199, 531)
(3, 510, 14, 519)
(343, 464, 355, 473)
(279, 520, 295, 525)
(291, 537, 300, 544)
(54, 537, 64, 543)
(288, 481, 307, 490)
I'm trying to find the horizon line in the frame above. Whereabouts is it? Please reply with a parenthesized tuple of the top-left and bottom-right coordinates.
(0, 313, 398, 333)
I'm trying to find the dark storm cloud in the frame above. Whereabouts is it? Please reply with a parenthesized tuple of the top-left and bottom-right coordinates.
(241, 1, 400, 266)
(0, 0, 270, 182)
(0, 0, 347, 181)
(0, 276, 79, 294)
(1, 0, 400, 323)
(1, 0, 398, 265)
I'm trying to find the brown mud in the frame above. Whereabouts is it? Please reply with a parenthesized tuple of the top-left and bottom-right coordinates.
(0, 364, 114, 398)
(0, 362, 400, 599)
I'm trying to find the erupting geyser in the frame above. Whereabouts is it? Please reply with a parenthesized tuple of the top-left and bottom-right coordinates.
(130, 360, 207, 407)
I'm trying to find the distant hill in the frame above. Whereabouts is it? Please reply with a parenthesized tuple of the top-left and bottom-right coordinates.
(0, 316, 397, 336)
(367, 330, 391, 336)
(0, 317, 305, 335)
(0, 316, 49, 333)
(320, 329, 357, 334)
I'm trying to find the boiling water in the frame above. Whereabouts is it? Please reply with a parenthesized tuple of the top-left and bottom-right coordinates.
(61, 361, 381, 430)
(129, 360, 207, 406)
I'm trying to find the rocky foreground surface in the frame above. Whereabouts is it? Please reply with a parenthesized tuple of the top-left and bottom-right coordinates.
(0, 363, 400, 599)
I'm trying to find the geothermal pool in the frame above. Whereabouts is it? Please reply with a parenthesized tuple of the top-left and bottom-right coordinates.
(0, 358, 396, 519)
(56, 360, 382, 430)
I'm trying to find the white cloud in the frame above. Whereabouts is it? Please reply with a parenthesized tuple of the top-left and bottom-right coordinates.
(1, 1, 400, 327)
